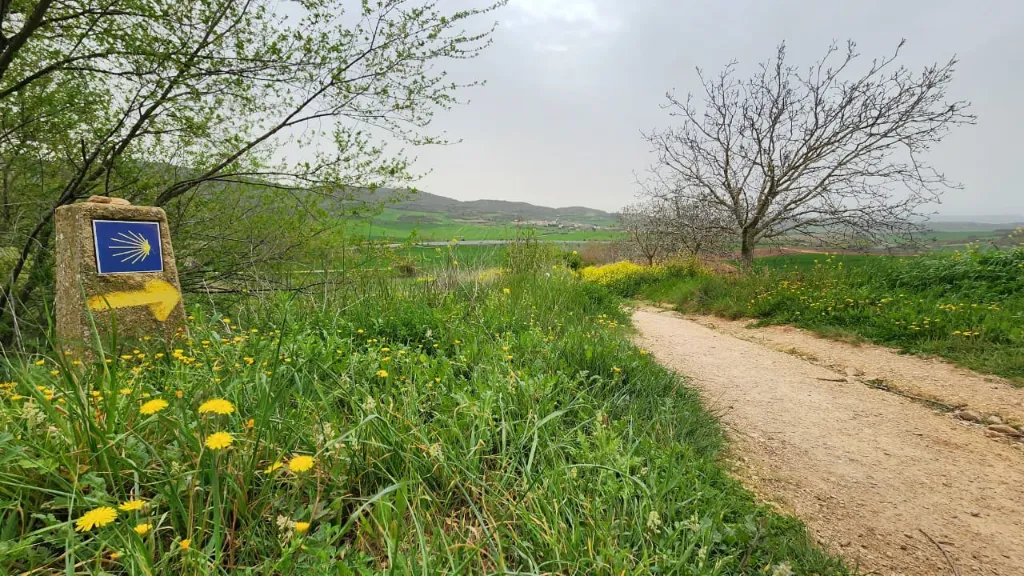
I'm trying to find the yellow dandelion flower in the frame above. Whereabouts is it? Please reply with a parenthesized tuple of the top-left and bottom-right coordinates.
(288, 455, 315, 473)
(119, 499, 146, 512)
(175, 389, 183, 398)
(34, 359, 45, 366)
(109, 551, 121, 560)
(180, 538, 191, 550)
(140, 399, 168, 415)
(264, 461, 284, 473)
(294, 521, 310, 533)
(205, 431, 234, 450)
(75, 506, 117, 532)
(119, 388, 133, 395)
(133, 523, 152, 536)
(198, 398, 234, 415)
(376, 369, 388, 378)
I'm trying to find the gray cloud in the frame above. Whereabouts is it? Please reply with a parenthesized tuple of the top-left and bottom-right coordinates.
(412, 0, 1024, 217)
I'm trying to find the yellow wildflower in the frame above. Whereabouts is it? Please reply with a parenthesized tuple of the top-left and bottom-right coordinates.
(264, 461, 284, 473)
(75, 507, 117, 532)
(288, 455, 315, 473)
(294, 521, 310, 533)
(376, 369, 388, 378)
(198, 398, 234, 415)
(205, 431, 234, 450)
(180, 538, 191, 550)
(133, 523, 152, 536)
(119, 499, 146, 512)
(140, 399, 168, 415)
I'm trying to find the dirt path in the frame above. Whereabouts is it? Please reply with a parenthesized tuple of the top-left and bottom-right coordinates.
(633, 307, 1024, 576)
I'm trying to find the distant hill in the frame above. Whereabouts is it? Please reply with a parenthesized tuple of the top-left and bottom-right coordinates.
(387, 190, 615, 225)
(337, 188, 620, 241)
(929, 214, 1024, 229)
(347, 188, 617, 226)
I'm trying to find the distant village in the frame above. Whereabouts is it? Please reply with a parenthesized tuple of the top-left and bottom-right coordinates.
(511, 218, 612, 231)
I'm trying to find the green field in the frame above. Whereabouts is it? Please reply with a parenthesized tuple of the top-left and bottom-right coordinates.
(346, 207, 622, 242)
(0, 256, 848, 574)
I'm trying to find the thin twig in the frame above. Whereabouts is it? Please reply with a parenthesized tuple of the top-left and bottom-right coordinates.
(919, 528, 959, 576)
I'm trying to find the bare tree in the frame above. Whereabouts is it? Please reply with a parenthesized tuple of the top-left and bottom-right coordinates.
(655, 195, 733, 258)
(619, 200, 666, 265)
(620, 196, 731, 264)
(643, 40, 975, 269)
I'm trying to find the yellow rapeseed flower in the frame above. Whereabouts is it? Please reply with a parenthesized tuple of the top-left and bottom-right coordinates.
(134, 523, 152, 536)
(294, 521, 310, 533)
(205, 431, 234, 450)
(119, 499, 146, 511)
(198, 398, 234, 415)
(75, 506, 117, 532)
(288, 455, 315, 473)
(140, 399, 168, 415)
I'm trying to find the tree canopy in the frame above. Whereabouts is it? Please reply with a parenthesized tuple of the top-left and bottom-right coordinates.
(642, 40, 975, 267)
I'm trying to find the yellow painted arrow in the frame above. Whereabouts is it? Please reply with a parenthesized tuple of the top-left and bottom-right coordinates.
(87, 279, 181, 322)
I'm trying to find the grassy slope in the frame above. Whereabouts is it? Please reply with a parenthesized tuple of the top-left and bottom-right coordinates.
(637, 251, 1024, 384)
(0, 269, 848, 574)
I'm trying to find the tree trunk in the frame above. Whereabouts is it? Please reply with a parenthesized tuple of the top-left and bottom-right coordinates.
(739, 230, 755, 271)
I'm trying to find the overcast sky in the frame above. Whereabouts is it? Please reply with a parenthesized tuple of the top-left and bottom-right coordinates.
(408, 0, 1024, 217)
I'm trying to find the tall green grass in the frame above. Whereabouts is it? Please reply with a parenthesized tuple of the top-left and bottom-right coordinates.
(0, 269, 848, 574)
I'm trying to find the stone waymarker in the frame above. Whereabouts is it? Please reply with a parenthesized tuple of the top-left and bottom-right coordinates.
(55, 197, 185, 352)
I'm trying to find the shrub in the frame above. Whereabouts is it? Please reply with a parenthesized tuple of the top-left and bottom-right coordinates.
(580, 261, 668, 296)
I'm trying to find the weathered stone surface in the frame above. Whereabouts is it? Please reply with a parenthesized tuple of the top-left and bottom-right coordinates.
(86, 195, 131, 205)
(955, 410, 983, 423)
(55, 199, 185, 354)
(986, 424, 1019, 436)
